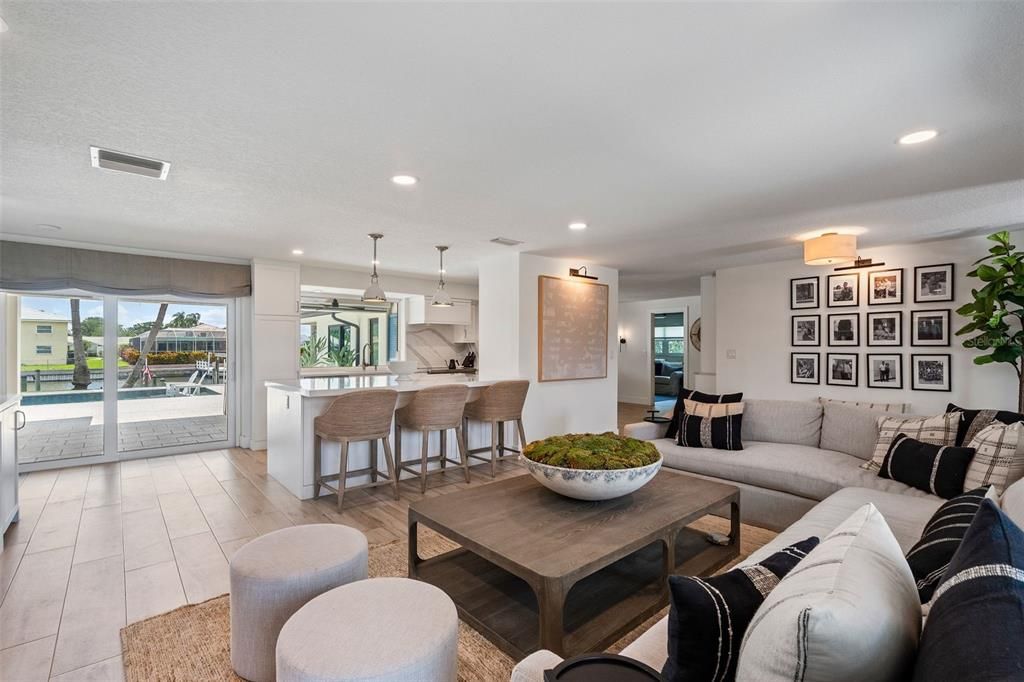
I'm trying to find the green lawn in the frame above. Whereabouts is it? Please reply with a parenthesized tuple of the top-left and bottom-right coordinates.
(21, 358, 130, 371)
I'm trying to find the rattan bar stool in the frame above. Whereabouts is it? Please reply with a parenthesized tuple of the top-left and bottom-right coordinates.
(463, 380, 530, 478)
(313, 389, 400, 510)
(394, 384, 471, 493)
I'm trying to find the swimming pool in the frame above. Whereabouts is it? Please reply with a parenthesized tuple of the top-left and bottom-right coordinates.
(21, 387, 219, 406)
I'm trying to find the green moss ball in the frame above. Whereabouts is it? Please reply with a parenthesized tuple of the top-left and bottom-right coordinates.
(523, 432, 660, 470)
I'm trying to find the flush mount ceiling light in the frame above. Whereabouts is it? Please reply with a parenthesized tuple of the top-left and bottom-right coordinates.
(804, 232, 858, 266)
(390, 174, 418, 186)
(431, 246, 453, 307)
(90, 146, 170, 179)
(568, 222, 588, 231)
(897, 129, 938, 145)
(291, 249, 304, 256)
(361, 233, 387, 302)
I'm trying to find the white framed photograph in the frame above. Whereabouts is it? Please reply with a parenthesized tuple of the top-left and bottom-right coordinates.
(827, 273, 859, 308)
(791, 352, 820, 384)
(867, 311, 902, 347)
(911, 354, 952, 392)
(911, 309, 951, 346)
(914, 263, 954, 303)
(828, 313, 859, 346)
(867, 268, 904, 305)
(827, 353, 858, 387)
(867, 353, 903, 389)
(790, 276, 819, 310)
(792, 314, 821, 346)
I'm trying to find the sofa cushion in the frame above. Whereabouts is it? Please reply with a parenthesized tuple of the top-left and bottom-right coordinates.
(736, 504, 920, 682)
(913, 500, 1024, 681)
(819, 397, 909, 413)
(964, 420, 1024, 494)
(663, 537, 819, 682)
(947, 402, 1024, 446)
(742, 399, 822, 447)
(1001, 476, 1024, 529)
(878, 434, 975, 499)
(652, 439, 938, 503)
(864, 412, 960, 472)
(820, 401, 894, 460)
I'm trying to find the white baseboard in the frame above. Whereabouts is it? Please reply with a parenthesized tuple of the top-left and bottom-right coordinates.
(619, 395, 652, 406)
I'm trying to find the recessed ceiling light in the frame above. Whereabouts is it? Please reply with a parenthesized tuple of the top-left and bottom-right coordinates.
(391, 175, 418, 186)
(897, 129, 938, 145)
(569, 222, 588, 231)
(291, 249, 304, 255)
(34, 223, 62, 232)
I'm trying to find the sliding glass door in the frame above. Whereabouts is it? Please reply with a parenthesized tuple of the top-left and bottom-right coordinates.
(13, 292, 235, 470)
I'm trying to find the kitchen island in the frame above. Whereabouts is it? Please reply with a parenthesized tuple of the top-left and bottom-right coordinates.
(265, 374, 516, 499)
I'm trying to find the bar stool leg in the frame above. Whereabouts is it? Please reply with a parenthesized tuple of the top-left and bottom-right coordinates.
(313, 434, 322, 500)
(381, 436, 400, 501)
(498, 421, 506, 457)
(337, 440, 349, 511)
(456, 424, 471, 484)
(489, 421, 499, 478)
(394, 424, 403, 482)
(440, 429, 448, 470)
(419, 430, 429, 494)
(370, 440, 379, 483)
(517, 419, 527, 453)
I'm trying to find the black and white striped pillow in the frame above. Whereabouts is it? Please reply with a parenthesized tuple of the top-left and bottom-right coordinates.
(666, 388, 743, 440)
(905, 486, 992, 603)
(878, 433, 975, 499)
(663, 537, 819, 682)
(677, 410, 744, 451)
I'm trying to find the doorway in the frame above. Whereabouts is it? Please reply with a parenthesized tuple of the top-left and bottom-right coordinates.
(651, 312, 685, 411)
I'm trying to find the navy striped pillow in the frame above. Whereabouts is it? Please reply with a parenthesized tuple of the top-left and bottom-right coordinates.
(666, 388, 743, 440)
(877, 433, 975, 499)
(677, 411, 744, 451)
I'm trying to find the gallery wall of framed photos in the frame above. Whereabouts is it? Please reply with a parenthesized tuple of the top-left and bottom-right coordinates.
(789, 263, 954, 392)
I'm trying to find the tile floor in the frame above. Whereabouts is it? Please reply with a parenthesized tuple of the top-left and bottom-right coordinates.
(0, 448, 525, 681)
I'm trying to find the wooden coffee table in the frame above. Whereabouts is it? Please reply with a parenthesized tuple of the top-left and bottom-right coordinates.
(408, 470, 740, 659)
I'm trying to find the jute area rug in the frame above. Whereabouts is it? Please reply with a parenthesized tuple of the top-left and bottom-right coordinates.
(121, 517, 776, 681)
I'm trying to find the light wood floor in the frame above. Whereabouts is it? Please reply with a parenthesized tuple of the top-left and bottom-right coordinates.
(0, 448, 525, 681)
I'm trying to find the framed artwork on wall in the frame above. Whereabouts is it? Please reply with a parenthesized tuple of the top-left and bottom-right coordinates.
(792, 314, 821, 346)
(866, 311, 902, 346)
(911, 354, 952, 392)
(914, 263, 955, 303)
(537, 275, 609, 382)
(866, 353, 903, 389)
(911, 309, 951, 347)
(790, 276, 820, 310)
(828, 313, 859, 346)
(791, 352, 820, 384)
(827, 273, 859, 308)
(827, 353, 858, 387)
(867, 268, 904, 305)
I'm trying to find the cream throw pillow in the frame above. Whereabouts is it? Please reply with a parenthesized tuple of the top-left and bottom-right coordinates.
(683, 398, 744, 418)
(862, 412, 960, 472)
(963, 421, 1024, 494)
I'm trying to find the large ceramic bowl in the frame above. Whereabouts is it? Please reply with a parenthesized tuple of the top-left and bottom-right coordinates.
(521, 454, 663, 501)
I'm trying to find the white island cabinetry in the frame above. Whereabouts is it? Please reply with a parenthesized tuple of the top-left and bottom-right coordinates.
(265, 375, 516, 500)
(0, 395, 20, 553)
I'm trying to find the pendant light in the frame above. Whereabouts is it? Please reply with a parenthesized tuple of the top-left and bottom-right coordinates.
(361, 233, 387, 302)
(431, 245, 453, 307)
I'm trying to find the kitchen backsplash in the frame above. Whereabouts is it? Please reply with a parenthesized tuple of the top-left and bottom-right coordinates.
(406, 326, 476, 368)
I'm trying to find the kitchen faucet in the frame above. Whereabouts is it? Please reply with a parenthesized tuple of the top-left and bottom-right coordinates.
(361, 343, 377, 371)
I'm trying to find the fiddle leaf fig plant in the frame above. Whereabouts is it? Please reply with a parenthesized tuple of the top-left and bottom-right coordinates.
(956, 230, 1024, 411)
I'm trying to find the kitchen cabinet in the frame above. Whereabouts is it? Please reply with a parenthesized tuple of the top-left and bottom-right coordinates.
(0, 397, 20, 553)
(253, 261, 301, 317)
(452, 302, 478, 343)
(406, 296, 473, 326)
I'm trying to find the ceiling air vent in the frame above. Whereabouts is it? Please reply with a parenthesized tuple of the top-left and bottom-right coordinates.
(490, 237, 523, 246)
(90, 146, 170, 180)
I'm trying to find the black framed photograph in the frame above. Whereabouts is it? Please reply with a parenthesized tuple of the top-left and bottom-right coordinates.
(827, 273, 859, 308)
(827, 353, 858, 387)
(791, 352, 820, 384)
(914, 263, 955, 303)
(911, 309, 951, 346)
(867, 311, 902, 347)
(790, 276, 820, 310)
(791, 314, 821, 346)
(867, 353, 903, 389)
(867, 268, 904, 305)
(827, 313, 859, 346)
(911, 354, 952, 392)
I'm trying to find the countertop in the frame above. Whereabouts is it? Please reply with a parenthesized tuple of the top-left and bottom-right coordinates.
(265, 374, 499, 398)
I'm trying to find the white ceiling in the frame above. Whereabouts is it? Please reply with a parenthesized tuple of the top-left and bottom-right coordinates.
(1, 2, 1022, 300)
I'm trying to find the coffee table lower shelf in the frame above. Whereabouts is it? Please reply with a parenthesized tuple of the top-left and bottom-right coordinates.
(412, 526, 738, 660)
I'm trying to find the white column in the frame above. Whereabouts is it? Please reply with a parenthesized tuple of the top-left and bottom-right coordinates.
(694, 274, 717, 393)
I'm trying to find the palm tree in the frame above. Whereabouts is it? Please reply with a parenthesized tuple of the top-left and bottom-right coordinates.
(69, 298, 91, 390)
(167, 311, 200, 328)
(123, 303, 168, 388)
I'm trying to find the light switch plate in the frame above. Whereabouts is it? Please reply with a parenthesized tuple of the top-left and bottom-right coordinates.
(726, 349, 737, 359)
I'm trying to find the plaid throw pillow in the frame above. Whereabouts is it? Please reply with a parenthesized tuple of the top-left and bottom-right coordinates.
(862, 413, 959, 472)
(963, 421, 1024, 494)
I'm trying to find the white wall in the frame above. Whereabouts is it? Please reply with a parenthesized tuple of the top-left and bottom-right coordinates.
(715, 232, 1022, 414)
(617, 296, 700, 405)
(479, 253, 619, 438)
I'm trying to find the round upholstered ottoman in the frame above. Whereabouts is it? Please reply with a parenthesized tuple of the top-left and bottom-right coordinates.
(230, 524, 368, 682)
(276, 577, 459, 682)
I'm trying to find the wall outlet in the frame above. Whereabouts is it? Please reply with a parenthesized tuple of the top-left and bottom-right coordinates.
(726, 349, 737, 359)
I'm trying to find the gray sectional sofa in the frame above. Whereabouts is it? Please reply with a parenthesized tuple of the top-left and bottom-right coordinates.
(624, 398, 935, 531)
